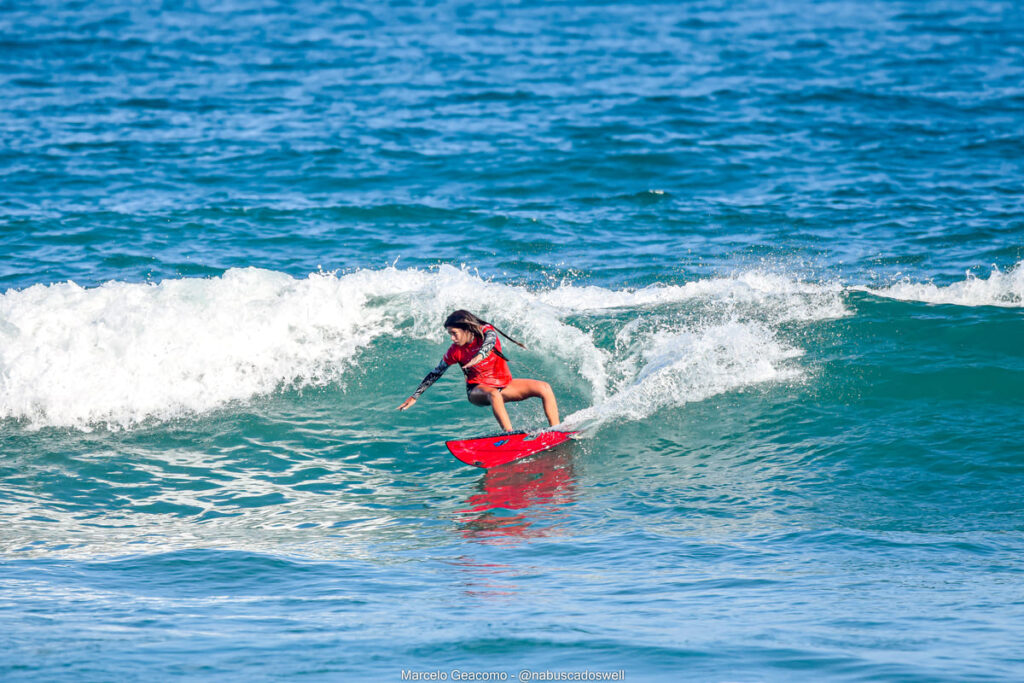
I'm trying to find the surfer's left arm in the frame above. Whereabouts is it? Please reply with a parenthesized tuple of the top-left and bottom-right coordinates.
(398, 359, 450, 410)
(461, 328, 498, 369)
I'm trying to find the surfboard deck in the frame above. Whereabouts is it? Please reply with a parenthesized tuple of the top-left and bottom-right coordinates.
(446, 430, 576, 468)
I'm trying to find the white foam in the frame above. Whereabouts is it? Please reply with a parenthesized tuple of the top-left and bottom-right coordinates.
(859, 262, 1024, 308)
(0, 268, 391, 429)
(0, 266, 841, 430)
(538, 270, 848, 322)
(561, 320, 803, 432)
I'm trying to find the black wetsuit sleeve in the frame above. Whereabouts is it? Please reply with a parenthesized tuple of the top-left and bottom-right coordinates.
(472, 329, 498, 362)
(411, 359, 450, 399)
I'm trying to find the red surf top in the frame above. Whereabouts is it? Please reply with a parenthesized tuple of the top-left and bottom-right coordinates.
(443, 324, 512, 387)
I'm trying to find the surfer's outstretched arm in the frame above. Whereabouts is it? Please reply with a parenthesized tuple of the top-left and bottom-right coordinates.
(398, 359, 450, 410)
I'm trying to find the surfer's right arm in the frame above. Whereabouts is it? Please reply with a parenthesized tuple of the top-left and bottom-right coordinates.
(397, 359, 451, 410)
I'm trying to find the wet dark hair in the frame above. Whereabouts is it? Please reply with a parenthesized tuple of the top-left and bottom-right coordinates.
(444, 309, 526, 349)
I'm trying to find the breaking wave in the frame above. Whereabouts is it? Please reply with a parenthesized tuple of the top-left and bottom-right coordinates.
(859, 262, 1024, 308)
(0, 266, 847, 430)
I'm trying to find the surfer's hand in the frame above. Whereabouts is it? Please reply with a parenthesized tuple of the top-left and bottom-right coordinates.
(397, 396, 416, 411)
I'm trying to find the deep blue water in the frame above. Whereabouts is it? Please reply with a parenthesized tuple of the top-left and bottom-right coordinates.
(2, 1, 1023, 680)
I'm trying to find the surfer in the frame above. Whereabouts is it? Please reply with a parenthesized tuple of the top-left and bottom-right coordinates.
(397, 310, 560, 431)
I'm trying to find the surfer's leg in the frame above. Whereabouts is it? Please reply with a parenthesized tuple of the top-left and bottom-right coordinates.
(470, 385, 513, 432)
(466, 384, 490, 406)
(498, 379, 560, 427)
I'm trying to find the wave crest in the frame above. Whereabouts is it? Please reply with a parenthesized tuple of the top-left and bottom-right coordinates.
(860, 262, 1024, 308)
(0, 266, 843, 430)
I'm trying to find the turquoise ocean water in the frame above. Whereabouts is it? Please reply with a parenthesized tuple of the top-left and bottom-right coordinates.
(2, 1, 1024, 680)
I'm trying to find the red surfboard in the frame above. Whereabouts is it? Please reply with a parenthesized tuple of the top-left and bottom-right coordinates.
(446, 430, 576, 468)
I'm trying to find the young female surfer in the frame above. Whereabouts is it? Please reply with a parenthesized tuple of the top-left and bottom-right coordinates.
(397, 310, 560, 432)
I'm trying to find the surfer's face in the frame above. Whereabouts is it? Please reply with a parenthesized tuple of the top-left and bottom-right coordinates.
(447, 326, 472, 346)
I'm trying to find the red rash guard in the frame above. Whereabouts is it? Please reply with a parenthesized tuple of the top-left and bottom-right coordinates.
(444, 324, 512, 387)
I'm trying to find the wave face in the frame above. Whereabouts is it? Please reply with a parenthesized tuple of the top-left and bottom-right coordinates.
(0, 266, 846, 430)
